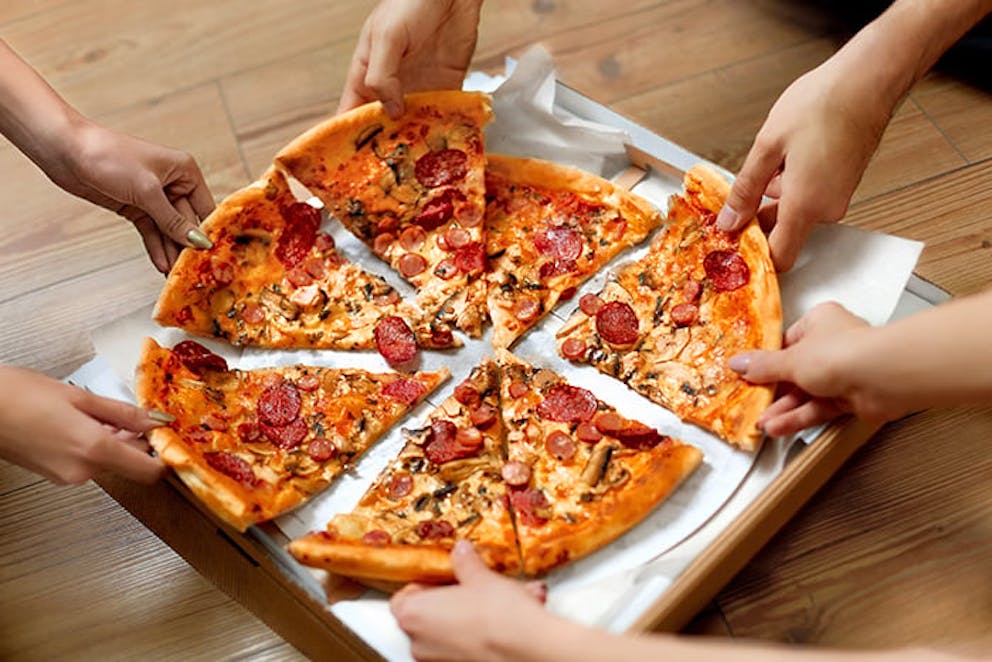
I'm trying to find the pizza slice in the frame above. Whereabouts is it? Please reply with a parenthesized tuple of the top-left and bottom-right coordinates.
(496, 350, 702, 576)
(556, 165, 782, 450)
(154, 168, 457, 364)
(483, 155, 664, 349)
(275, 91, 493, 338)
(288, 359, 519, 583)
(135, 338, 449, 531)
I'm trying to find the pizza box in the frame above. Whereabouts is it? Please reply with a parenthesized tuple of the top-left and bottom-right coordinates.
(77, 47, 936, 660)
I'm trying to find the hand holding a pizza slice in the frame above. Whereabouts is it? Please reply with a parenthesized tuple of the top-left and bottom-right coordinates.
(338, 0, 483, 118)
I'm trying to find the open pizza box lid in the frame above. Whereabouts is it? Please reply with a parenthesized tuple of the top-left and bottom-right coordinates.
(72, 46, 939, 660)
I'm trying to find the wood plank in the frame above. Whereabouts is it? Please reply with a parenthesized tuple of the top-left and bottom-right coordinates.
(0, 0, 70, 26)
(0, 82, 246, 303)
(2, 0, 370, 119)
(911, 72, 992, 164)
(842, 160, 992, 296)
(717, 408, 992, 654)
(0, 479, 298, 659)
(0, 461, 43, 497)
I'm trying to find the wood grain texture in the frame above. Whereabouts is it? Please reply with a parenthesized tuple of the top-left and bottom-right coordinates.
(912, 72, 992, 164)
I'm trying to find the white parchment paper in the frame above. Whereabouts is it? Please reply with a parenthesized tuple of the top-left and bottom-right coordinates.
(72, 45, 924, 660)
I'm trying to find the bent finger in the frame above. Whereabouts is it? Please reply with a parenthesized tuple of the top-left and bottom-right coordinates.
(718, 137, 782, 232)
(762, 399, 845, 437)
(92, 433, 166, 484)
(137, 178, 209, 249)
(364, 25, 407, 117)
(132, 215, 170, 274)
(74, 388, 171, 433)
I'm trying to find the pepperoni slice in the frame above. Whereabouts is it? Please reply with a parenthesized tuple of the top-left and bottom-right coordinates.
(534, 226, 583, 261)
(455, 426, 483, 451)
(259, 382, 302, 426)
(513, 297, 540, 322)
(399, 252, 428, 277)
(458, 205, 483, 228)
(241, 303, 264, 325)
(414, 189, 462, 231)
(306, 437, 337, 462)
(704, 250, 750, 291)
(297, 373, 321, 392)
(172, 340, 228, 373)
(315, 232, 336, 252)
(508, 380, 529, 399)
(237, 421, 262, 444)
(286, 265, 313, 287)
(424, 420, 457, 464)
(434, 259, 458, 280)
(444, 227, 471, 250)
(453, 242, 486, 274)
(416, 519, 455, 540)
(211, 260, 234, 286)
(670, 302, 698, 327)
(262, 417, 308, 450)
(362, 529, 391, 546)
(594, 411, 624, 435)
(387, 473, 413, 500)
(303, 256, 326, 279)
(204, 451, 257, 488)
(373, 290, 402, 307)
(382, 378, 427, 405)
(614, 424, 664, 450)
(536, 384, 598, 423)
(545, 430, 577, 461)
(560, 286, 577, 301)
(414, 149, 468, 188)
(560, 338, 587, 360)
(538, 258, 577, 280)
(378, 215, 399, 235)
(398, 226, 426, 251)
(683, 279, 703, 302)
(509, 488, 551, 527)
(453, 382, 481, 407)
(595, 301, 640, 345)
(275, 202, 320, 268)
(469, 403, 497, 430)
(501, 461, 532, 487)
(579, 293, 604, 316)
(373, 232, 395, 256)
(374, 316, 417, 367)
(576, 422, 603, 444)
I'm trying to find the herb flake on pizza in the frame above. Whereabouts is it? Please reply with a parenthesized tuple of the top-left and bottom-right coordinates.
(556, 165, 782, 450)
(135, 338, 449, 531)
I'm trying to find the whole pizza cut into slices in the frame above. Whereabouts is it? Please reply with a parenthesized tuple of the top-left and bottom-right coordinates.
(154, 168, 457, 363)
(556, 165, 782, 450)
(289, 351, 702, 582)
(275, 91, 493, 338)
(482, 155, 664, 349)
(135, 338, 449, 531)
(495, 350, 702, 576)
(288, 359, 519, 583)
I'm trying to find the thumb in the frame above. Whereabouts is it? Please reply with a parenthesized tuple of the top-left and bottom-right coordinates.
(74, 388, 174, 433)
(717, 137, 782, 232)
(728, 349, 793, 385)
(450, 539, 493, 585)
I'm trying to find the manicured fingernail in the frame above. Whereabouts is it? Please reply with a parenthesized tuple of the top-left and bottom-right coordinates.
(384, 101, 402, 118)
(148, 409, 175, 424)
(453, 539, 473, 555)
(187, 228, 213, 249)
(728, 353, 752, 373)
(716, 205, 740, 231)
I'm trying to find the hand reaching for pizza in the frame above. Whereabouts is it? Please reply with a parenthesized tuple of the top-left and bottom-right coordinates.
(0, 366, 168, 485)
(339, 0, 483, 118)
(714, 59, 890, 272)
(390, 540, 552, 661)
(728, 302, 879, 436)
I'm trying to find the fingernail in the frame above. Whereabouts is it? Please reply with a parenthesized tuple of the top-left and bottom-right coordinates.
(453, 539, 473, 555)
(187, 228, 213, 249)
(147, 409, 175, 424)
(384, 101, 403, 118)
(728, 353, 752, 373)
(716, 205, 740, 231)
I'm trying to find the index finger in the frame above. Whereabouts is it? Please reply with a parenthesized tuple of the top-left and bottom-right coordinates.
(91, 427, 166, 484)
(363, 22, 407, 118)
(718, 135, 783, 232)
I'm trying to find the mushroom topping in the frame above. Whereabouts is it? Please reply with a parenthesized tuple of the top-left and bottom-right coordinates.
(259, 287, 300, 320)
(581, 444, 615, 487)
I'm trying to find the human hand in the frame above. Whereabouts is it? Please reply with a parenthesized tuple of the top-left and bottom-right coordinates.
(390, 540, 551, 661)
(0, 366, 168, 485)
(716, 61, 893, 271)
(339, 0, 483, 118)
(51, 120, 215, 273)
(728, 302, 893, 436)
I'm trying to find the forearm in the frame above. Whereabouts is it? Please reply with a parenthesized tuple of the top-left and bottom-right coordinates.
(843, 289, 992, 420)
(0, 40, 86, 174)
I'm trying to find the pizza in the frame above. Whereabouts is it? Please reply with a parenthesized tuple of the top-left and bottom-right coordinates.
(154, 168, 457, 365)
(482, 155, 664, 348)
(135, 337, 449, 531)
(287, 359, 519, 583)
(556, 165, 782, 449)
(287, 351, 702, 582)
(275, 91, 493, 338)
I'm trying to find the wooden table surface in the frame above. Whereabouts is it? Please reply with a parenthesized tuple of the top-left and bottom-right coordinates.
(2, 0, 991, 658)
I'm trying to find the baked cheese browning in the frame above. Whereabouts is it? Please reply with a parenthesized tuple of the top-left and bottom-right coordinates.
(276, 91, 493, 337)
(495, 350, 702, 576)
(135, 338, 449, 531)
(555, 165, 782, 450)
(288, 360, 521, 582)
(483, 155, 664, 349)
(154, 168, 458, 353)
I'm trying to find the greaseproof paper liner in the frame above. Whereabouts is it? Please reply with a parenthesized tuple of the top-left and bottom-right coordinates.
(73, 45, 924, 661)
